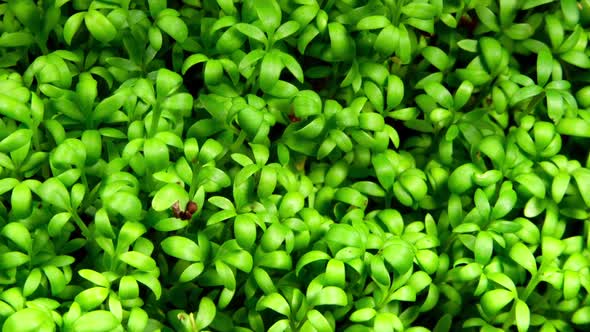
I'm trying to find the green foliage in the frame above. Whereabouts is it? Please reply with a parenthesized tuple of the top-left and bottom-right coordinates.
(0, 0, 589, 331)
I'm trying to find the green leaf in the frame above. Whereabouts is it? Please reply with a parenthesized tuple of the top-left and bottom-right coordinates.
(422, 46, 449, 71)
(195, 297, 216, 330)
(75, 287, 109, 311)
(352, 181, 386, 197)
(42, 265, 66, 296)
(563, 270, 580, 300)
(334, 187, 368, 208)
(38, 178, 70, 211)
(561, 50, 590, 68)
(198, 138, 223, 164)
(256, 293, 290, 316)
(279, 192, 305, 218)
(92, 93, 125, 122)
(326, 224, 362, 248)
(144, 137, 169, 170)
(161, 236, 200, 261)
(356, 16, 391, 30)
(152, 183, 189, 212)
(514, 299, 530, 332)
(492, 185, 517, 220)
(297, 24, 319, 54)
(205, 59, 223, 86)
(78, 269, 109, 288)
(0, 251, 29, 269)
(254, 0, 282, 32)
(474, 188, 491, 218)
(73, 310, 120, 332)
(509, 242, 537, 274)
(390, 285, 416, 301)
(328, 22, 353, 61)
(522, 0, 555, 9)
(475, 231, 493, 265)
(572, 306, 590, 325)
(2, 308, 54, 332)
(156, 68, 183, 98)
(260, 50, 283, 92)
(80, 131, 101, 166)
(157, 14, 188, 43)
(274, 21, 300, 41)
(383, 239, 414, 274)
(375, 24, 398, 56)
(268, 320, 290, 332)
(402, 3, 437, 19)
(127, 308, 149, 332)
(0, 94, 31, 125)
(0, 32, 34, 47)
(537, 49, 553, 87)
(85, 10, 117, 43)
(572, 168, 590, 207)
(556, 118, 590, 137)
(364, 81, 384, 112)
(296, 251, 331, 275)
(117, 221, 147, 250)
(387, 74, 404, 110)
(52, 138, 87, 168)
(235, 23, 267, 44)
(0, 178, 19, 195)
(182, 54, 208, 75)
(234, 214, 256, 249)
(487, 272, 516, 292)
(23, 268, 42, 296)
(148, 0, 167, 18)
(8, 0, 41, 33)
(448, 163, 479, 194)
(1, 222, 31, 253)
(350, 308, 377, 323)
(104, 192, 143, 221)
(133, 272, 162, 300)
(250, 143, 270, 166)
(515, 173, 546, 199)
(312, 286, 348, 306)
(216, 27, 246, 53)
(370, 255, 391, 286)
(279, 52, 304, 83)
(48, 212, 71, 237)
(454, 80, 474, 109)
(481, 289, 514, 317)
(475, 6, 500, 32)
(179, 262, 204, 283)
(511, 85, 544, 106)
(154, 217, 188, 232)
(119, 251, 157, 271)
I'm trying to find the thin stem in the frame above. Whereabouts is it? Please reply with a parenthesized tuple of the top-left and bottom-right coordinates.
(32, 126, 41, 152)
(145, 165, 155, 194)
(521, 269, 542, 302)
(81, 171, 89, 192)
(80, 181, 102, 213)
(391, 0, 405, 26)
(230, 130, 247, 152)
(36, 38, 49, 55)
(71, 210, 91, 239)
(148, 102, 161, 138)
(502, 302, 516, 331)
(441, 233, 458, 255)
(189, 161, 201, 199)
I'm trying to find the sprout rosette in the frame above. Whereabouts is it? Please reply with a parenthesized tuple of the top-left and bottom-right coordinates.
(0, 0, 590, 331)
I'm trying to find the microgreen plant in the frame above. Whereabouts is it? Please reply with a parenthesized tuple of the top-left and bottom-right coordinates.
(0, 0, 590, 331)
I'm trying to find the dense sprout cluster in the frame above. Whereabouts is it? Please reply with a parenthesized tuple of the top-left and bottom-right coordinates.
(1, 0, 590, 331)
